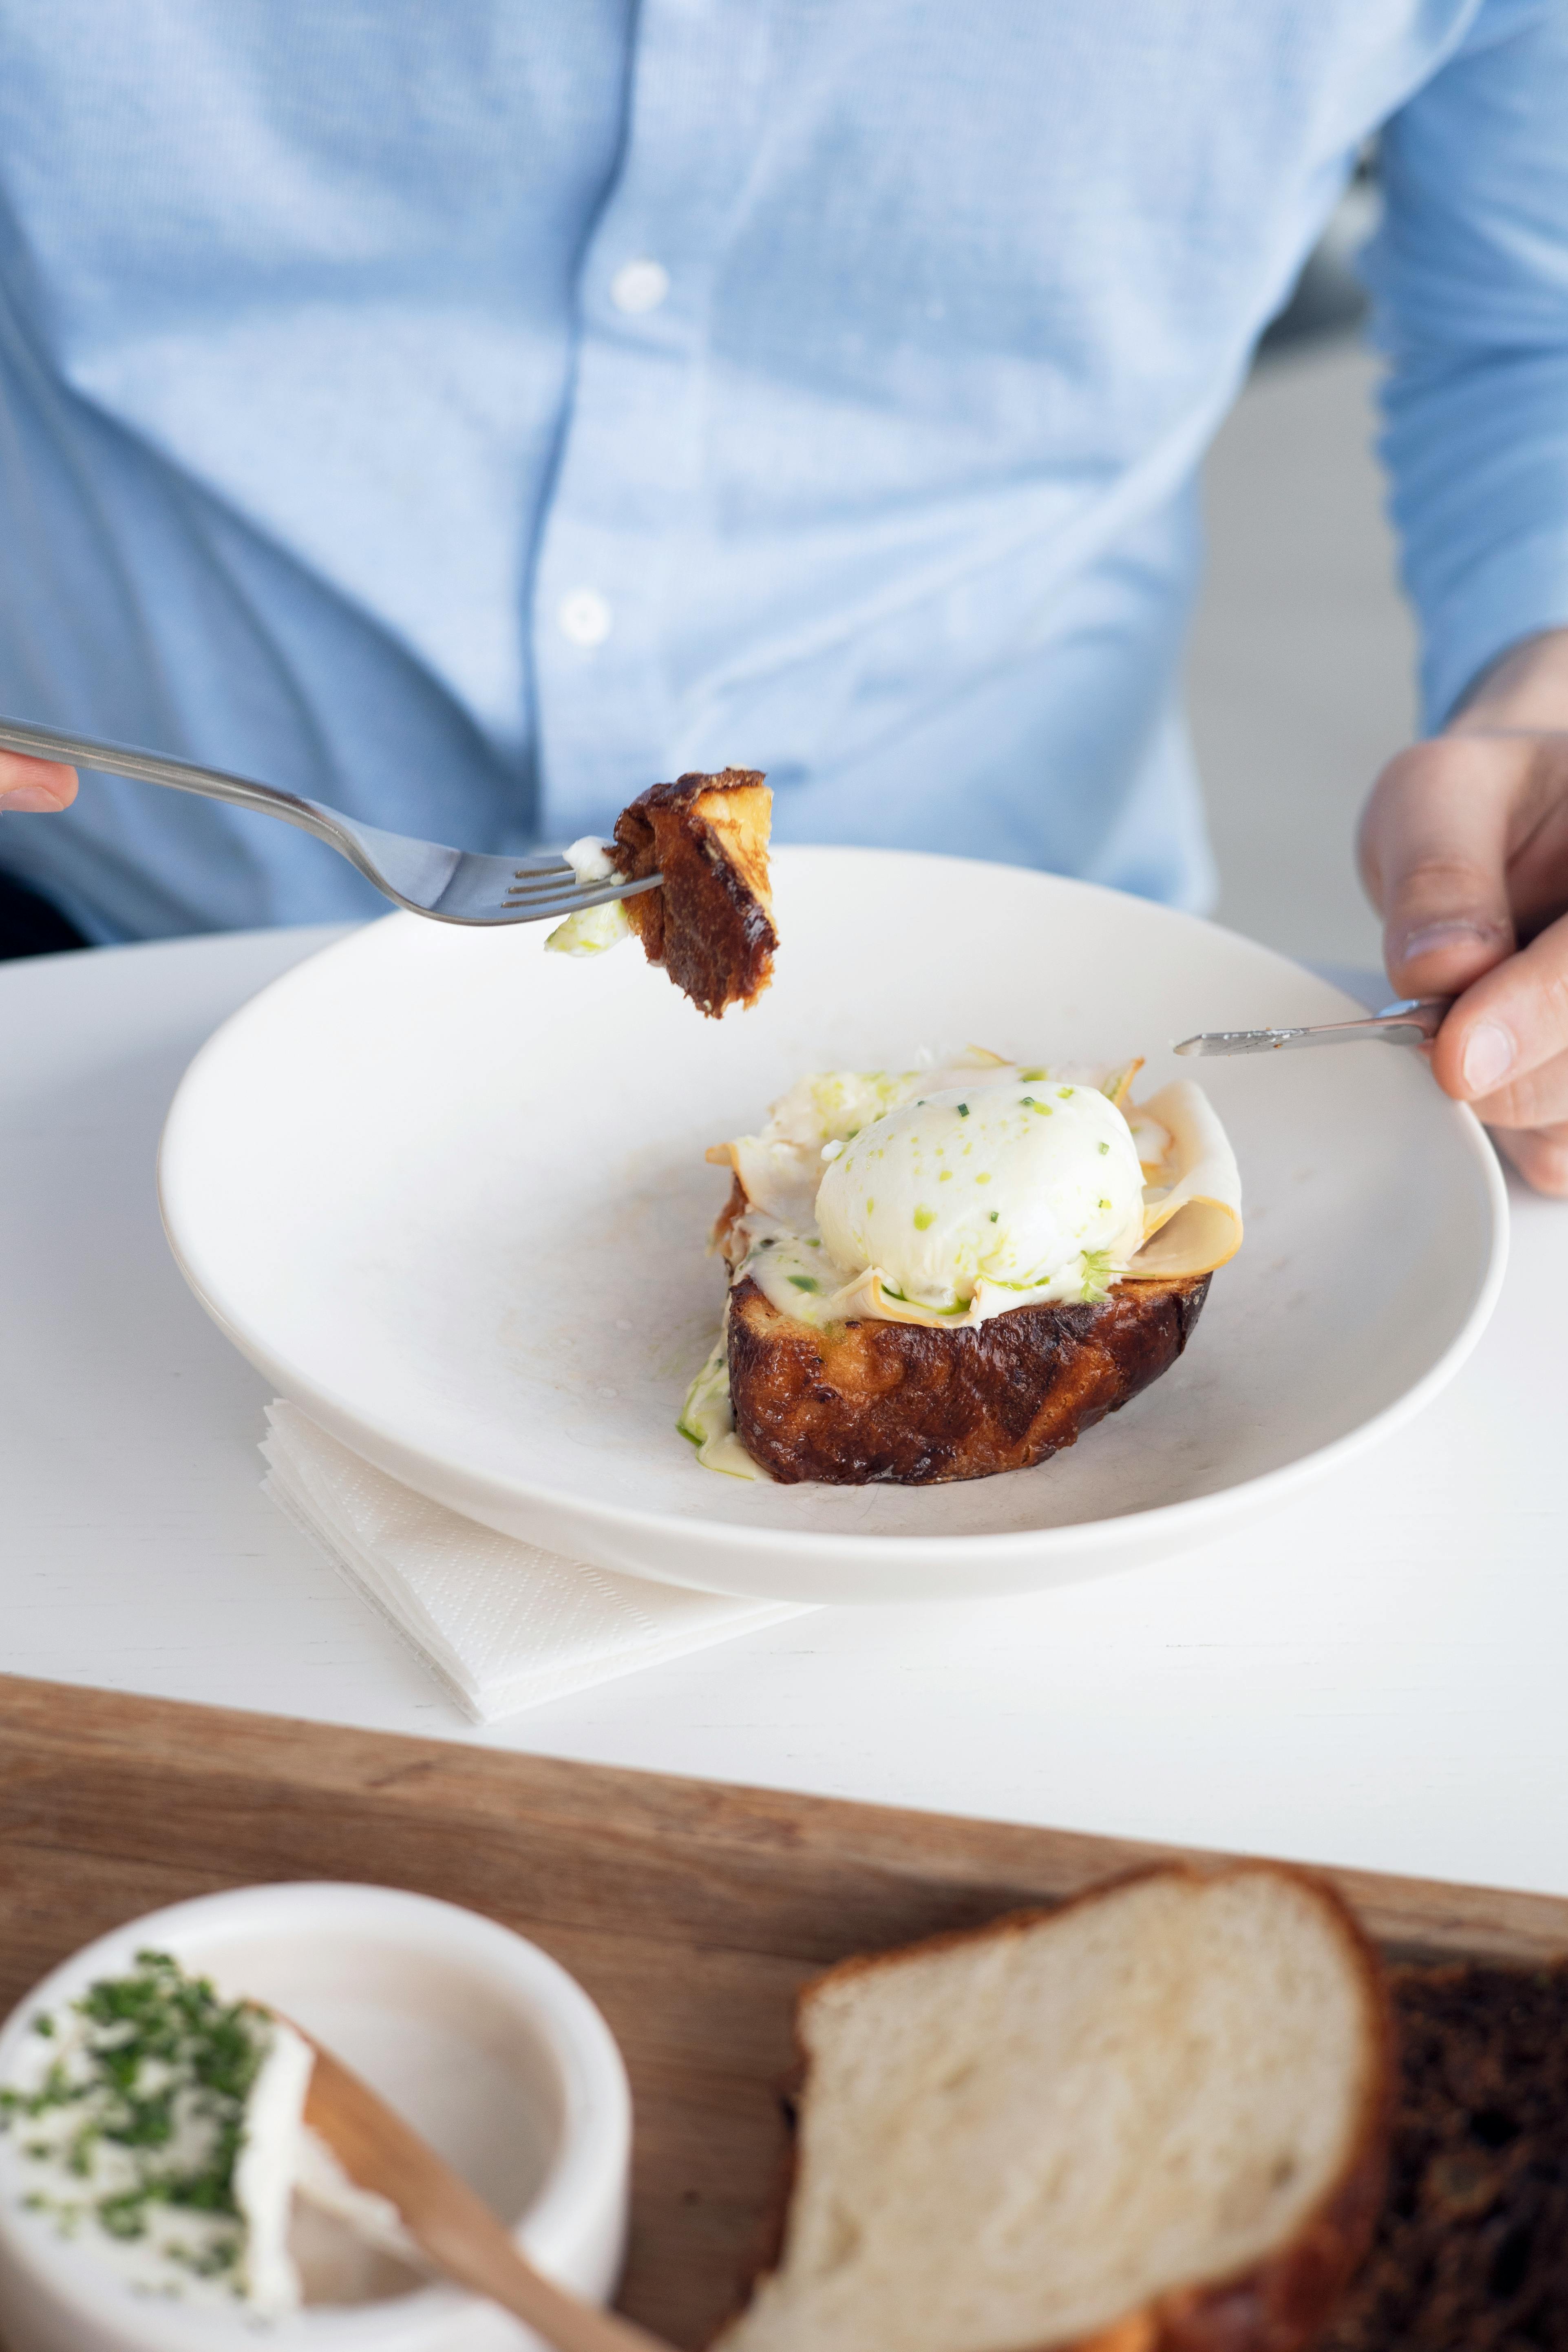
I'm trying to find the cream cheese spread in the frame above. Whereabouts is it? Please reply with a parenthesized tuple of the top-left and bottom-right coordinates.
(0, 1951, 420, 2315)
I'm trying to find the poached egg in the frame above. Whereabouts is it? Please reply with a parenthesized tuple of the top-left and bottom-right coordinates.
(816, 1079, 1146, 1315)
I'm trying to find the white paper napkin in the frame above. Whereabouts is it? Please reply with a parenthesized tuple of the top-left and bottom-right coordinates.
(259, 1401, 808, 1724)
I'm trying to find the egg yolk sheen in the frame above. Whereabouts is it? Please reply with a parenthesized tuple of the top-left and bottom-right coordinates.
(815, 1081, 1147, 1313)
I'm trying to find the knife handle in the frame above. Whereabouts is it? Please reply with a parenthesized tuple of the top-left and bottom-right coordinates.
(1370, 997, 1451, 1043)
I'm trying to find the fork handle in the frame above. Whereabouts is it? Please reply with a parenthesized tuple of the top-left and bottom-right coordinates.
(0, 712, 345, 850)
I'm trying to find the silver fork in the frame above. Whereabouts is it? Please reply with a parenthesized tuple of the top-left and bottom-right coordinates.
(0, 714, 660, 926)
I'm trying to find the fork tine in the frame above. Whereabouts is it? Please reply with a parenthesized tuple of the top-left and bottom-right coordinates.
(500, 873, 584, 902)
(496, 885, 634, 921)
(499, 872, 663, 913)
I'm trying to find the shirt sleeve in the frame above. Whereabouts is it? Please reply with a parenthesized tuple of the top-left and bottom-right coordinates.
(1361, 0, 1568, 728)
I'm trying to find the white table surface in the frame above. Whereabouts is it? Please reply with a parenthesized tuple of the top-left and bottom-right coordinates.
(4, 924, 1566, 1897)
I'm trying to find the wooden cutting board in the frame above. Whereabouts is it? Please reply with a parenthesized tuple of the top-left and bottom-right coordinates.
(4, 1673, 1568, 2346)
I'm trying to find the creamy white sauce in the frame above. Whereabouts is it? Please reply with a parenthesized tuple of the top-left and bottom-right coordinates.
(677, 1322, 766, 1479)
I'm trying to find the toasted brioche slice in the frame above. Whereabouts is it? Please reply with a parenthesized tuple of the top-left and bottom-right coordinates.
(612, 767, 776, 1016)
(726, 1267, 1210, 1484)
(716, 1864, 1391, 2352)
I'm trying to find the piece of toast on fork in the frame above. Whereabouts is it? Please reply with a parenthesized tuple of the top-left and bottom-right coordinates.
(613, 767, 777, 1017)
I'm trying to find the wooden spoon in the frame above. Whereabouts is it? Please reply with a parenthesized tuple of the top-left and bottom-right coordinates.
(300, 2029, 676, 2352)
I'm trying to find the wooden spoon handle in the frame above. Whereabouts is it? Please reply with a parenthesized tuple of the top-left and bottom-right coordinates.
(418, 2208, 672, 2352)
(301, 2036, 676, 2352)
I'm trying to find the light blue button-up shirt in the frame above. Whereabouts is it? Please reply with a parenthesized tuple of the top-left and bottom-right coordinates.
(2, 1, 1566, 942)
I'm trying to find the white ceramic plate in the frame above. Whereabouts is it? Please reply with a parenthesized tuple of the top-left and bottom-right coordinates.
(159, 847, 1507, 1605)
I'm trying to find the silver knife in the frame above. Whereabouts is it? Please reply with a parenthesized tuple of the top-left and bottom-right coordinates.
(1173, 997, 1452, 1057)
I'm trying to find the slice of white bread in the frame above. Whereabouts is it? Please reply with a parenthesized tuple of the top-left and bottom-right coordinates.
(715, 1864, 1391, 2352)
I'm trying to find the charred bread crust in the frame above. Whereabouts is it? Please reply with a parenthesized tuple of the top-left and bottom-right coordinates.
(1141, 2129, 1389, 2352)
(726, 1268, 1211, 1485)
(715, 1864, 1393, 2352)
(1070, 1975, 1389, 2352)
(613, 767, 777, 1017)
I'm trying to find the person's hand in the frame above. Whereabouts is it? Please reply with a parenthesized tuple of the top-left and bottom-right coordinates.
(0, 750, 76, 814)
(1358, 627, 1568, 1195)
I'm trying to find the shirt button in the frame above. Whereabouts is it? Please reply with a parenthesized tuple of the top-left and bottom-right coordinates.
(609, 259, 670, 315)
(558, 589, 613, 647)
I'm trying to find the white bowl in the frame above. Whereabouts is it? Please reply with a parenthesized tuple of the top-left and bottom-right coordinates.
(0, 1884, 630, 2352)
(158, 847, 1507, 1606)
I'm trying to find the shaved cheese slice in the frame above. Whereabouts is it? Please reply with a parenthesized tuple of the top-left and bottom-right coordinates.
(1124, 1080, 1242, 1280)
(1100, 1055, 1145, 1109)
(706, 1136, 819, 1230)
(1127, 1108, 1173, 1178)
(1127, 1196, 1242, 1279)
(759, 1262, 1112, 1334)
(833, 1268, 961, 1327)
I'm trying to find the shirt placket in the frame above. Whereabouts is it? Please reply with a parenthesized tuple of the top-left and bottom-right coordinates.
(531, 0, 771, 841)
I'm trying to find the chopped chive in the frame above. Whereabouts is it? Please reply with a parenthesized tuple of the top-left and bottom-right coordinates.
(956, 1102, 970, 1117)
(1098, 1141, 1109, 1154)
(913, 1207, 936, 1231)
(788, 1274, 821, 1293)
(2, 1952, 273, 2268)
(989, 1210, 1000, 1222)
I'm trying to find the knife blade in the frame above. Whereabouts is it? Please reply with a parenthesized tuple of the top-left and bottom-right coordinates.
(1173, 997, 1451, 1057)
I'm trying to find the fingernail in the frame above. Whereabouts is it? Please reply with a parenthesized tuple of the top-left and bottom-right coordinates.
(1462, 1021, 1514, 1096)
(0, 784, 65, 813)
(1397, 919, 1507, 964)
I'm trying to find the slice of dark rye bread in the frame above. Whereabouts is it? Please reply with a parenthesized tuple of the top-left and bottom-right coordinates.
(612, 767, 776, 1016)
(713, 1863, 1394, 2352)
(1322, 1957, 1568, 2352)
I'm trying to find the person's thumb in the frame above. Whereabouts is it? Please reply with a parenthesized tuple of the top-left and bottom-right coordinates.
(0, 750, 77, 813)
(1358, 736, 1518, 1001)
